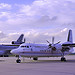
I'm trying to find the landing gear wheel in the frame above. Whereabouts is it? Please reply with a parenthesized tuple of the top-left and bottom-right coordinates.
(61, 57, 66, 61)
(33, 57, 38, 60)
(16, 59, 21, 63)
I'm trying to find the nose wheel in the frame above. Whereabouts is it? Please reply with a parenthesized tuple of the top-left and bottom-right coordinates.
(16, 55, 21, 63)
(61, 57, 66, 61)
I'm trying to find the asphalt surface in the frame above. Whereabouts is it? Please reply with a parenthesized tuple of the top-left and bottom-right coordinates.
(0, 55, 75, 75)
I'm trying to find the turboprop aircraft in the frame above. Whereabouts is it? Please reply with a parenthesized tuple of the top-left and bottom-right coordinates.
(0, 34, 25, 57)
(11, 30, 75, 63)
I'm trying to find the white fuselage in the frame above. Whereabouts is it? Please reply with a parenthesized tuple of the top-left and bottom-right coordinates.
(11, 43, 73, 57)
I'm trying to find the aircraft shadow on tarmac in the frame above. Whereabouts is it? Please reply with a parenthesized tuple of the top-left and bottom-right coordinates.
(21, 59, 75, 63)
(66, 60, 75, 63)
(0, 60, 5, 62)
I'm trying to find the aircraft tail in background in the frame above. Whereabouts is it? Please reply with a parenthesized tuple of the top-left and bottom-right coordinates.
(12, 34, 25, 44)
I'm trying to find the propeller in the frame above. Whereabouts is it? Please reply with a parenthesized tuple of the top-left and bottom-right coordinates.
(46, 37, 61, 51)
(46, 37, 70, 56)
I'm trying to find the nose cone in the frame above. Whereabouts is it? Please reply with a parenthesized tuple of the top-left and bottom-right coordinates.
(10, 49, 18, 54)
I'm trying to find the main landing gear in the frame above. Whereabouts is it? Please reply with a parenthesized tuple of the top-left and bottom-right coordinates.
(33, 57, 38, 60)
(16, 55, 21, 63)
(61, 50, 66, 62)
(16, 59, 21, 63)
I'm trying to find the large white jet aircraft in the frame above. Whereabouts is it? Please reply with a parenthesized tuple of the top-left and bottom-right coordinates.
(0, 34, 25, 57)
(11, 30, 75, 63)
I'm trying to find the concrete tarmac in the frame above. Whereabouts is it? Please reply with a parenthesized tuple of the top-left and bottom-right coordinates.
(0, 55, 75, 75)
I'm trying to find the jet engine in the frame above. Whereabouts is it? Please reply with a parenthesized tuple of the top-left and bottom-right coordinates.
(12, 41, 21, 44)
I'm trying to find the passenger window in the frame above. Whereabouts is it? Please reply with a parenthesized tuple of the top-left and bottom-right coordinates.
(27, 46, 29, 48)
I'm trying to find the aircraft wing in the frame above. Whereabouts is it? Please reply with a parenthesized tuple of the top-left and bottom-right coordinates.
(62, 43, 75, 47)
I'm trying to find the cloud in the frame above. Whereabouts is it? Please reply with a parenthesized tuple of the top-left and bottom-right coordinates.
(0, 32, 22, 44)
(11, 0, 75, 30)
(0, 0, 75, 44)
(0, 3, 11, 10)
(0, 28, 68, 44)
(19, 0, 75, 17)
(61, 28, 68, 32)
(22, 28, 69, 43)
(0, 0, 75, 29)
(0, 31, 6, 38)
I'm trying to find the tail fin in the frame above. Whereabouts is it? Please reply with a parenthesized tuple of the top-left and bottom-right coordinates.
(12, 34, 24, 44)
(67, 30, 73, 43)
(17, 34, 24, 43)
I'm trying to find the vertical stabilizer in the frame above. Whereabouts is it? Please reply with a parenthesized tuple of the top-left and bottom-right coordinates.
(67, 30, 73, 43)
(17, 34, 24, 42)
(12, 34, 24, 44)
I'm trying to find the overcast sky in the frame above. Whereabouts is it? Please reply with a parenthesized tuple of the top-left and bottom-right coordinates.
(0, 0, 75, 45)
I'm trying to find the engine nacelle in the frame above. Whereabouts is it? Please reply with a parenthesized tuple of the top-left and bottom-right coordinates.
(12, 41, 20, 44)
(12, 41, 16, 44)
(51, 44, 62, 51)
(62, 46, 70, 52)
(12, 41, 24, 44)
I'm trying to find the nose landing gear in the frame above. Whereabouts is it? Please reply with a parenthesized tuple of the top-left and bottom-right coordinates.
(16, 55, 21, 63)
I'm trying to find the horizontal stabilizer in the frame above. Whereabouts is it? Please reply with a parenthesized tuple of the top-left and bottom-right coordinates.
(62, 43, 75, 47)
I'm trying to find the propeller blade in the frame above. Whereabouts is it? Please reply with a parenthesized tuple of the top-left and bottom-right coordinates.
(46, 40, 50, 44)
(46, 40, 52, 48)
(52, 37, 54, 44)
(56, 41, 61, 44)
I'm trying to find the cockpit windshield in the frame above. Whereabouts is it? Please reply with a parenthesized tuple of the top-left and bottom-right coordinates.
(21, 46, 26, 48)
(20, 45, 30, 48)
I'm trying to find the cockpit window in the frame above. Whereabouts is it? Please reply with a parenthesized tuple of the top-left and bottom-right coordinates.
(21, 46, 25, 48)
(21, 45, 29, 48)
